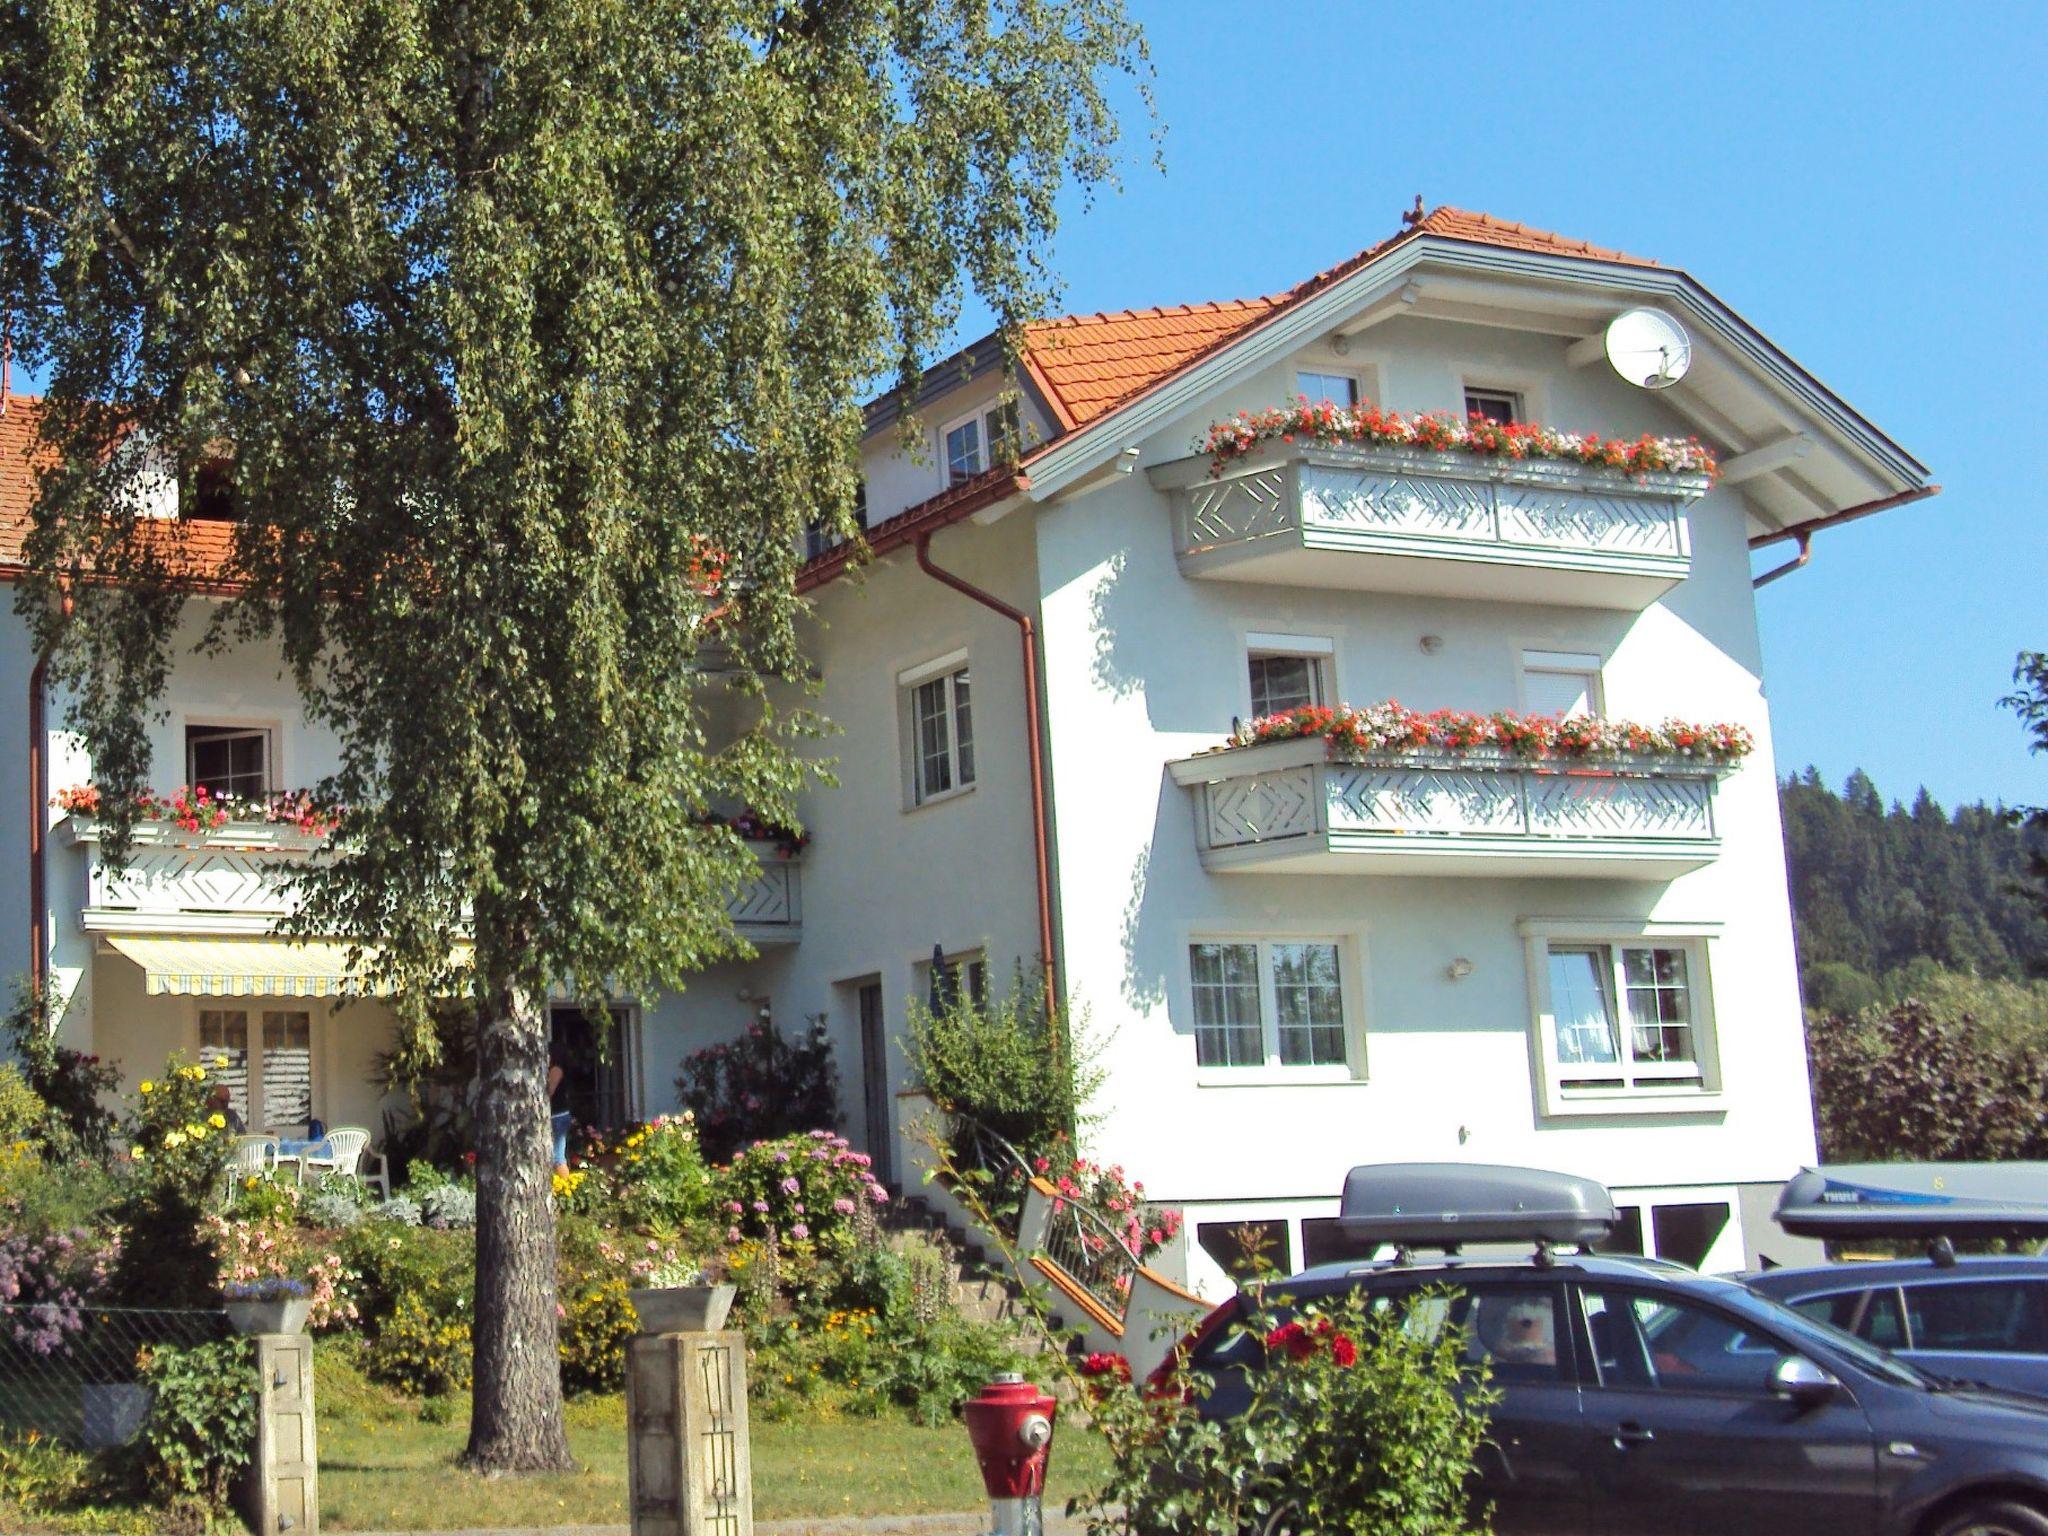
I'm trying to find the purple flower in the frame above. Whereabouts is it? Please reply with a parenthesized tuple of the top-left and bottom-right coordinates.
(789, 1223, 810, 1240)
(726, 1200, 743, 1215)
(867, 1186, 890, 1205)
(726, 1226, 742, 1243)
(778, 1176, 800, 1195)
(833, 1197, 855, 1216)
(752, 1200, 769, 1213)
(773, 1150, 791, 1163)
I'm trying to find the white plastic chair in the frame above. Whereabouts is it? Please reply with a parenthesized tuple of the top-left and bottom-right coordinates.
(298, 1126, 371, 1190)
(223, 1135, 279, 1201)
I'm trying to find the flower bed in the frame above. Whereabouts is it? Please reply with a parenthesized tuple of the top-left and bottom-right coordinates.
(1218, 700, 1753, 766)
(1199, 398, 1717, 480)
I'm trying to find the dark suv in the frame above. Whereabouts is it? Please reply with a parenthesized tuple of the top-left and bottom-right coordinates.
(1184, 1250, 2048, 1536)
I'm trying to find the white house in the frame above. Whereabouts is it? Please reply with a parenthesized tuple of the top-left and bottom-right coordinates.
(1, 206, 1932, 1295)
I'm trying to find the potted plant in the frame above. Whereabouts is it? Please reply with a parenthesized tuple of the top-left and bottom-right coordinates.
(627, 1259, 734, 1335)
(223, 1276, 312, 1336)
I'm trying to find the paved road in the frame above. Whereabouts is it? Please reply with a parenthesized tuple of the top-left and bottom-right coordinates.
(349, 1513, 1093, 1536)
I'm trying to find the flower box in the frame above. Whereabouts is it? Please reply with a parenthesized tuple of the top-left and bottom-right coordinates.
(225, 1296, 312, 1336)
(627, 1283, 735, 1336)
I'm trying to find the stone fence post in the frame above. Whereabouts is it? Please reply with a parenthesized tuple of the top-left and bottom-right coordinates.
(241, 1332, 318, 1535)
(626, 1328, 752, 1536)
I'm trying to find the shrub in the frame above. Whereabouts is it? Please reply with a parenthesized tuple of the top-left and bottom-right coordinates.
(716, 1131, 889, 1256)
(422, 1183, 477, 1230)
(226, 1171, 302, 1226)
(337, 1223, 473, 1331)
(304, 1180, 369, 1230)
(135, 1337, 258, 1510)
(0, 1065, 45, 1153)
(1035, 1137, 1182, 1264)
(558, 1272, 635, 1395)
(0, 1146, 119, 1237)
(1075, 1289, 1495, 1535)
(905, 970, 1101, 1174)
(366, 1295, 472, 1397)
(124, 1053, 233, 1207)
(0, 1425, 96, 1510)
(0, 1228, 115, 1354)
(678, 1013, 841, 1162)
(373, 1194, 423, 1227)
(2, 981, 118, 1159)
(203, 1212, 359, 1330)
(589, 1114, 714, 1233)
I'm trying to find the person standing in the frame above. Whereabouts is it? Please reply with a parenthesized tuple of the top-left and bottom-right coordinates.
(547, 1047, 571, 1174)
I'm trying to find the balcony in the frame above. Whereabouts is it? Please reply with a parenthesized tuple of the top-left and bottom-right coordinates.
(1167, 739, 1723, 879)
(65, 819, 803, 943)
(1147, 444, 1704, 608)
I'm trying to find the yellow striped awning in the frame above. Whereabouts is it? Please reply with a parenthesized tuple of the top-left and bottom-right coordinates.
(105, 936, 397, 998)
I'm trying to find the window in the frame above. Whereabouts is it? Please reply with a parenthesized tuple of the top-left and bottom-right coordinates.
(1188, 939, 1349, 1070)
(1247, 634, 1333, 721)
(1295, 370, 1358, 406)
(1902, 1280, 2048, 1355)
(185, 458, 239, 521)
(942, 403, 1021, 486)
(201, 1007, 316, 1132)
(905, 660, 974, 804)
(1197, 1219, 1292, 1282)
(186, 726, 272, 800)
(922, 951, 990, 1014)
(1543, 942, 1704, 1092)
(1581, 1289, 1781, 1396)
(1521, 650, 1602, 719)
(803, 481, 867, 561)
(1464, 387, 1522, 425)
(1792, 1288, 1908, 1350)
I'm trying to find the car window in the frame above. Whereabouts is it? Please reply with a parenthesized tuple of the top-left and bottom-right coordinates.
(1460, 1287, 1567, 1385)
(1791, 1287, 1907, 1349)
(1903, 1279, 2048, 1355)
(1582, 1288, 1783, 1395)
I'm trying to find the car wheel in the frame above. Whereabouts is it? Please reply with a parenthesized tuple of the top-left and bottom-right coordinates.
(1930, 1499, 2048, 1536)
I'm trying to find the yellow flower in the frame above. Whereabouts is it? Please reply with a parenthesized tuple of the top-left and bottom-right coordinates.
(163, 1130, 185, 1148)
(139, 1080, 154, 1094)
(215, 1054, 229, 1067)
(129, 1146, 146, 1161)
(209, 1114, 227, 1130)
(193, 1125, 209, 1140)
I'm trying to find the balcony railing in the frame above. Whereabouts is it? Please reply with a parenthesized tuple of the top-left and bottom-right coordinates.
(65, 819, 802, 941)
(1167, 739, 1723, 879)
(1148, 443, 1704, 608)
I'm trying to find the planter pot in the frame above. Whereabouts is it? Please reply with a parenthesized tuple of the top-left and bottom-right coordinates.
(225, 1296, 311, 1336)
(628, 1283, 735, 1336)
(80, 1383, 153, 1448)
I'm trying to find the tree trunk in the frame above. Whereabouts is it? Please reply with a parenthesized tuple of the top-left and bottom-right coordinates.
(463, 983, 575, 1472)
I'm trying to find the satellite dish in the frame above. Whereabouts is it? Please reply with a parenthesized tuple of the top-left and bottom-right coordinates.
(1603, 309, 1691, 390)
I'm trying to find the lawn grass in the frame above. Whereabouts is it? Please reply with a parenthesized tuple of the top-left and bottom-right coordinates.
(316, 1347, 1109, 1531)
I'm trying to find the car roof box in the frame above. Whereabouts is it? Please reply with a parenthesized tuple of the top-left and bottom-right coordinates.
(1338, 1162, 1617, 1248)
(1776, 1164, 2048, 1240)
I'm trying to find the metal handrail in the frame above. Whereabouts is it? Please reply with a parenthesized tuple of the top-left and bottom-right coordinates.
(942, 1111, 1038, 1243)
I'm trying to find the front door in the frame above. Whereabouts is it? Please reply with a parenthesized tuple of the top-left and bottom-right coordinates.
(856, 982, 893, 1189)
(1573, 1284, 1879, 1536)
(549, 1006, 634, 1133)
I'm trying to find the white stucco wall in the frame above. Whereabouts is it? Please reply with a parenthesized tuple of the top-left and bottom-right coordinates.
(1026, 313, 1816, 1282)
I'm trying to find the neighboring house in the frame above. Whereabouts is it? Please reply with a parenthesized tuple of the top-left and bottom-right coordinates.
(0, 206, 1932, 1293)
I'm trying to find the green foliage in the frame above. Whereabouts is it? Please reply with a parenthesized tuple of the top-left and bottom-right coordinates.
(557, 1273, 636, 1396)
(226, 1171, 303, 1227)
(1780, 768, 2048, 1005)
(135, 1338, 258, 1510)
(679, 1016, 842, 1163)
(716, 1131, 890, 1258)
(1807, 996, 2048, 1162)
(587, 1114, 716, 1233)
(367, 1296, 474, 1399)
(338, 1223, 475, 1330)
(906, 971, 1102, 1164)
(0, 1426, 95, 1510)
(1, 982, 118, 1160)
(1075, 1291, 1495, 1536)
(2004, 650, 2048, 922)
(0, 1064, 45, 1152)
(123, 1055, 233, 1205)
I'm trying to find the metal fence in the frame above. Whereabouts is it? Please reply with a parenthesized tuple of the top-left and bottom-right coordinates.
(0, 1303, 231, 1450)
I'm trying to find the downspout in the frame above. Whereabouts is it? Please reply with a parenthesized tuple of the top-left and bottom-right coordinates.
(1749, 484, 1940, 589)
(28, 586, 73, 996)
(914, 532, 1058, 1002)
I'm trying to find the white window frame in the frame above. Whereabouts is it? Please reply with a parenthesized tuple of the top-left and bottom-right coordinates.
(1607, 1187, 1745, 1272)
(1519, 918, 1724, 1117)
(898, 649, 976, 808)
(1184, 932, 1365, 1084)
(184, 720, 279, 801)
(1517, 649, 1604, 719)
(1244, 632, 1335, 722)
(939, 402, 1021, 488)
(1294, 369, 1359, 407)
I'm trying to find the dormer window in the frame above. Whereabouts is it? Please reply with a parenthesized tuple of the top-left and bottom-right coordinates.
(942, 402, 1022, 486)
(1296, 370, 1358, 406)
(804, 480, 868, 561)
(185, 457, 239, 521)
(1464, 388, 1522, 425)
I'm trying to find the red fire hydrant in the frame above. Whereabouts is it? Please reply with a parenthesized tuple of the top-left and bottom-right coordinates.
(964, 1372, 1057, 1536)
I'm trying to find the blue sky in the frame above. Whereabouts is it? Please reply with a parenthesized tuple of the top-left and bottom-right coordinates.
(14, 3, 2040, 812)
(1010, 0, 2045, 813)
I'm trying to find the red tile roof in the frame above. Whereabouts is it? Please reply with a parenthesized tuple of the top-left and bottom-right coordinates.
(0, 393, 241, 587)
(1019, 205, 1653, 430)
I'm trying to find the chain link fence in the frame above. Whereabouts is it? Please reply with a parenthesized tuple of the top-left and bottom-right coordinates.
(0, 1303, 230, 1449)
